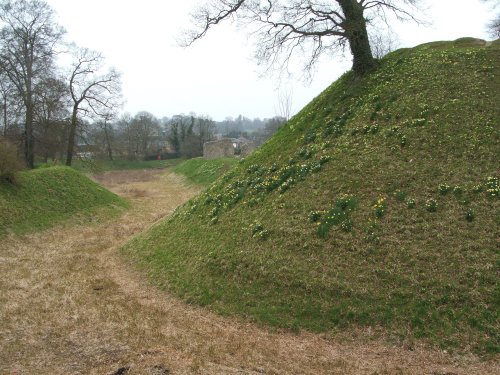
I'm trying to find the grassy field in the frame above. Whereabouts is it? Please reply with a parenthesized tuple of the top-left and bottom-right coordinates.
(0, 166, 128, 237)
(124, 38, 499, 355)
(172, 157, 239, 186)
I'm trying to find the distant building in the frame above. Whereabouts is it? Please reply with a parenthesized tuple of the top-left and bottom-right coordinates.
(203, 137, 256, 159)
(203, 139, 235, 159)
(75, 144, 99, 159)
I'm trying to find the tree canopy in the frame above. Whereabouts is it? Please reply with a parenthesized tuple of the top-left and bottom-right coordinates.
(484, 0, 500, 38)
(184, 0, 421, 77)
(0, 0, 64, 168)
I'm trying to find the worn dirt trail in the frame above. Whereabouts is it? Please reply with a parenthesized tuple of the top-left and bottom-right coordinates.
(0, 169, 498, 375)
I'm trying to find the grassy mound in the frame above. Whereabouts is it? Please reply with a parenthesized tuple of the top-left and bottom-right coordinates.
(0, 166, 128, 237)
(173, 157, 238, 185)
(124, 39, 499, 354)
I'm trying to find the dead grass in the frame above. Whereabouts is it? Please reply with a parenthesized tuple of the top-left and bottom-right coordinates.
(0, 170, 498, 374)
(92, 169, 167, 187)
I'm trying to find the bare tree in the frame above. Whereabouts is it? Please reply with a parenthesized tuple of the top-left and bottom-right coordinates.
(66, 47, 121, 166)
(115, 112, 135, 159)
(130, 111, 160, 158)
(0, 70, 17, 137)
(196, 115, 216, 151)
(276, 86, 293, 121)
(489, 16, 500, 38)
(369, 29, 400, 59)
(0, 0, 64, 168)
(184, 0, 421, 77)
(264, 116, 286, 136)
(101, 113, 115, 161)
(167, 120, 180, 155)
(34, 76, 69, 162)
(482, 0, 499, 38)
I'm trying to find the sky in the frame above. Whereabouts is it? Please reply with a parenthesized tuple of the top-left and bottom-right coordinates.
(44, 0, 494, 121)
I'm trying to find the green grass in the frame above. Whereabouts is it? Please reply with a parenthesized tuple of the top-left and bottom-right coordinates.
(0, 166, 128, 237)
(172, 157, 239, 186)
(124, 38, 500, 355)
(37, 158, 182, 174)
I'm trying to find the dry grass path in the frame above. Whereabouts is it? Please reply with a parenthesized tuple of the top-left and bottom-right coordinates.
(0, 170, 498, 374)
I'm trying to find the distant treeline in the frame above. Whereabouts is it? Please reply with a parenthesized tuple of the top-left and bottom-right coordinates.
(2, 110, 286, 163)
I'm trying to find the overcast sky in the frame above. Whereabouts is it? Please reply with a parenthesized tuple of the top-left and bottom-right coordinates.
(45, 0, 494, 121)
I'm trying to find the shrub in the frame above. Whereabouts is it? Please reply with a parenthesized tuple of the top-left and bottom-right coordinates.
(0, 138, 24, 184)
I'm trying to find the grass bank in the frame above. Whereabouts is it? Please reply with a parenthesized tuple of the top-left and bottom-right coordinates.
(124, 38, 499, 355)
(172, 157, 239, 186)
(70, 158, 182, 174)
(37, 158, 182, 174)
(0, 166, 128, 237)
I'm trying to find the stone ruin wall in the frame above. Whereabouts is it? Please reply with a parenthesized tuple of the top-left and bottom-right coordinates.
(239, 142, 255, 157)
(203, 139, 235, 159)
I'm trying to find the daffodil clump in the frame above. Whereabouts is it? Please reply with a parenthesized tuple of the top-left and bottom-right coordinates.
(186, 149, 333, 226)
(406, 198, 416, 209)
(438, 184, 452, 195)
(250, 221, 268, 240)
(373, 197, 387, 218)
(425, 198, 438, 212)
(363, 219, 381, 245)
(485, 177, 499, 198)
(316, 194, 357, 237)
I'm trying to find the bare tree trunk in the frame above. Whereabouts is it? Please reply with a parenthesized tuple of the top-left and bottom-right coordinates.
(43, 109, 51, 163)
(103, 120, 113, 161)
(66, 107, 78, 166)
(25, 99, 35, 169)
(3, 95, 7, 137)
(338, 0, 376, 76)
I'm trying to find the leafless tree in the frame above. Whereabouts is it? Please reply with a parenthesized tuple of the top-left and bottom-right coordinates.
(369, 27, 401, 59)
(183, 0, 421, 77)
(130, 111, 160, 158)
(115, 112, 135, 159)
(276, 86, 293, 121)
(34, 76, 69, 162)
(100, 112, 115, 161)
(196, 114, 216, 151)
(484, 0, 500, 38)
(66, 47, 121, 166)
(489, 16, 500, 38)
(0, 70, 18, 137)
(0, 0, 64, 168)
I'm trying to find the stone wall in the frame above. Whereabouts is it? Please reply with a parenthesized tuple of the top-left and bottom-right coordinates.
(240, 142, 256, 157)
(203, 139, 235, 159)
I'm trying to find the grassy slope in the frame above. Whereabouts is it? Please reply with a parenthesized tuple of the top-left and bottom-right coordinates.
(124, 39, 499, 354)
(0, 166, 128, 237)
(172, 158, 239, 185)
